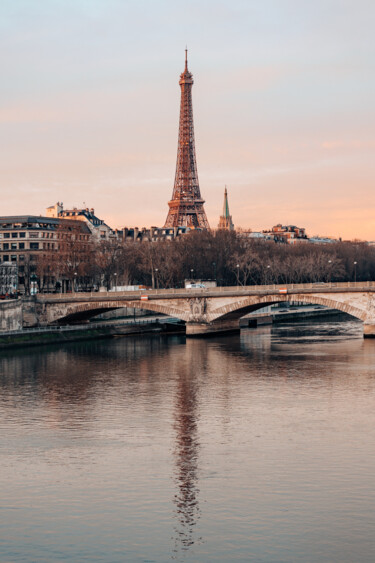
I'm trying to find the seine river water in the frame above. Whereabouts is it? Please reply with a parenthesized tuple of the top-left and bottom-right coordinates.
(1, 318, 375, 562)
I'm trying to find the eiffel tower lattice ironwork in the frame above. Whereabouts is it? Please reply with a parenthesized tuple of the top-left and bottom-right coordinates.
(164, 50, 210, 229)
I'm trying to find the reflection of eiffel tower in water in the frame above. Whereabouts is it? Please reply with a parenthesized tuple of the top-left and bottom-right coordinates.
(172, 357, 202, 555)
(164, 50, 210, 230)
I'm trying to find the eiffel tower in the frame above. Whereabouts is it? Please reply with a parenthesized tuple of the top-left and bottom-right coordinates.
(164, 51, 210, 229)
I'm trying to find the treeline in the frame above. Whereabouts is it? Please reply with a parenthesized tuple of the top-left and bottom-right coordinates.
(36, 230, 375, 291)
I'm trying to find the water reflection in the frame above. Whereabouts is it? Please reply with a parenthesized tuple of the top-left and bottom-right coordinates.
(1, 323, 375, 561)
(172, 354, 201, 556)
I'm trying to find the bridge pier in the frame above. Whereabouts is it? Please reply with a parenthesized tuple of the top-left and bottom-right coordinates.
(186, 319, 240, 337)
(363, 324, 375, 338)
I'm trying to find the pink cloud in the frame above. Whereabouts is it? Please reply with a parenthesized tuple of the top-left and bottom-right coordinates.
(321, 140, 373, 150)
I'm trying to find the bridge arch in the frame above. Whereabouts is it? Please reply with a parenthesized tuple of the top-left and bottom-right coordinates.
(209, 294, 366, 323)
(50, 300, 188, 325)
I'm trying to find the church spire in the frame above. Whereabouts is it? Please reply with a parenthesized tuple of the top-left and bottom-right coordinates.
(223, 186, 229, 218)
(218, 186, 234, 231)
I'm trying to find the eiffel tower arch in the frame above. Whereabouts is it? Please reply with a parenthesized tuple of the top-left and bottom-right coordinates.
(164, 51, 210, 229)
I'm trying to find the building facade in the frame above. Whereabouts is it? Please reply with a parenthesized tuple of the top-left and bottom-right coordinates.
(263, 224, 308, 244)
(0, 216, 92, 293)
(0, 262, 18, 296)
(46, 203, 114, 241)
(119, 226, 191, 243)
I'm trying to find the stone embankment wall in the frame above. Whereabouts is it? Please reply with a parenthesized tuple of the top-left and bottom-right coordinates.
(0, 300, 23, 332)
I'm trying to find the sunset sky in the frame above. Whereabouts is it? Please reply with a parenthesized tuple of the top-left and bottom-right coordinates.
(1, 0, 374, 239)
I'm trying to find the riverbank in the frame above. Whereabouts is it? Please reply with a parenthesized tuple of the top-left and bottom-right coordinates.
(0, 307, 358, 349)
(0, 319, 185, 350)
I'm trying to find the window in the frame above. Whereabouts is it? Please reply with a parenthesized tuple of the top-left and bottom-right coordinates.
(19, 255, 24, 261)
(29, 233, 39, 238)
(19, 232, 26, 238)
(3, 255, 9, 261)
(11, 255, 17, 262)
(19, 243, 25, 250)
(4, 233, 10, 238)
(11, 232, 18, 238)
(11, 243, 17, 250)
(30, 242, 39, 250)
(3, 243, 9, 250)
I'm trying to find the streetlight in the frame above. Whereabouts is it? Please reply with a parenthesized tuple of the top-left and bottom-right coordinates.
(212, 262, 216, 282)
(328, 259, 332, 283)
(236, 264, 240, 287)
(191, 268, 194, 281)
(354, 261, 357, 283)
(74, 271, 77, 292)
(266, 265, 270, 285)
(114, 272, 117, 291)
(155, 268, 159, 289)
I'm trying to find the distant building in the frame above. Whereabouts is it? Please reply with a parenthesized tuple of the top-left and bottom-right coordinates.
(119, 226, 192, 243)
(308, 236, 338, 244)
(46, 203, 114, 241)
(246, 231, 273, 241)
(217, 187, 234, 231)
(263, 224, 308, 244)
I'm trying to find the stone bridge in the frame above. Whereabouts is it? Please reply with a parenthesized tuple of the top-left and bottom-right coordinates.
(22, 282, 375, 337)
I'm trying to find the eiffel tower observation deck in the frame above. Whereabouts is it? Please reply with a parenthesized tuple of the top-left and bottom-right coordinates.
(164, 51, 210, 229)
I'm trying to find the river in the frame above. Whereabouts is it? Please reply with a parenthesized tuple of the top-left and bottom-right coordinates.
(0, 318, 375, 562)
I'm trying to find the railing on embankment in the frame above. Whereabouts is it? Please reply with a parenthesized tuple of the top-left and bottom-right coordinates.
(1, 317, 180, 337)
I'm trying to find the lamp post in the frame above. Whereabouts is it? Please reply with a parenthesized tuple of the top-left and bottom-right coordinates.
(266, 265, 270, 285)
(74, 271, 77, 292)
(155, 268, 158, 289)
(191, 268, 194, 281)
(114, 272, 117, 292)
(328, 259, 332, 283)
(236, 264, 240, 287)
(212, 262, 216, 283)
(354, 261, 357, 283)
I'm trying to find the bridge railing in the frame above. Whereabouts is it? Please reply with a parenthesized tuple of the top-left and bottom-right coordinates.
(37, 280, 375, 300)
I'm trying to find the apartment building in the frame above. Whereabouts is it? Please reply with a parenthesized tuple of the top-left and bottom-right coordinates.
(46, 203, 114, 241)
(0, 216, 91, 293)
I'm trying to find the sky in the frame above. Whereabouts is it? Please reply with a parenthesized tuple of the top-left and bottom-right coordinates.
(1, 0, 374, 240)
